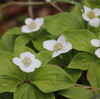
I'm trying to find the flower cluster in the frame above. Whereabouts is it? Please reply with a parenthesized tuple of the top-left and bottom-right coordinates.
(14, 5, 100, 73)
(91, 39, 100, 58)
(82, 6, 100, 27)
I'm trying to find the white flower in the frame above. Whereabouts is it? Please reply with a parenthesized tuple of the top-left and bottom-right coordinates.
(91, 39, 100, 47)
(21, 17, 44, 33)
(95, 48, 100, 58)
(82, 6, 100, 27)
(91, 39, 100, 58)
(43, 35, 72, 58)
(12, 52, 41, 73)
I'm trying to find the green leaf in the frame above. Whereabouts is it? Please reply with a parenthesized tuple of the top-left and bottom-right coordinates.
(0, 76, 21, 93)
(82, 0, 100, 8)
(71, 5, 85, 28)
(59, 86, 95, 99)
(43, 12, 85, 35)
(32, 35, 50, 51)
(0, 41, 5, 50)
(14, 35, 31, 49)
(65, 69, 81, 83)
(68, 53, 96, 70)
(2, 27, 22, 35)
(31, 65, 74, 93)
(0, 51, 26, 80)
(87, 58, 100, 94)
(14, 83, 55, 99)
(36, 51, 53, 66)
(63, 29, 97, 54)
(1, 27, 22, 52)
(14, 46, 35, 57)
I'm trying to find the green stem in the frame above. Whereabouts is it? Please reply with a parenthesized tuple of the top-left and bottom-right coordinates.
(87, 22, 90, 30)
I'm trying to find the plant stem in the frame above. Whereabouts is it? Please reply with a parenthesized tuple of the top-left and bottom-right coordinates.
(51, 2, 63, 12)
(76, 84, 91, 89)
(28, 0, 34, 18)
(0, 1, 63, 12)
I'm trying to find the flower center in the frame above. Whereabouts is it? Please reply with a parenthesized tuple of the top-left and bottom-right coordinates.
(86, 11, 96, 19)
(28, 22, 36, 29)
(53, 43, 63, 51)
(22, 57, 32, 66)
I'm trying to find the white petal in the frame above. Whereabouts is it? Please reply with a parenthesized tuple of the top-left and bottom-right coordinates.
(52, 51, 60, 58)
(34, 18, 44, 27)
(19, 65, 35, 73)
(25, 18, 34, 25)
(12, 58, 22, 66)
(31, 26, 40, 32)
(43, 40, 56, 51)
(82, 13, 90, 21)
(95, 48, 100, 58)
(59, 42, 72, 53)
(32, 59, 41, 68)
(57, 35, 66, 43)
(91, 39, 100, 47)
(20, 52, 35, 60)
(89, 18, 100, 27)
(21, 25, 33, 33)
(93, 8, 100, 16)
(83, 6, 91, 13)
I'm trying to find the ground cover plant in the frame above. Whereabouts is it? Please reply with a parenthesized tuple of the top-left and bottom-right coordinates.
(0, 0, 100, 99)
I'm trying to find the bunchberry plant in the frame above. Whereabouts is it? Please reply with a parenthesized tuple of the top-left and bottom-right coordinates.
(0, 0, 100, 99)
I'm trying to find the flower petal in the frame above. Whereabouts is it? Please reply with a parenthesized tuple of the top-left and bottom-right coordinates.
(93, 8, 100, 16)
(34, 18, 44, 27)
(32, 59, 41, 68)
(19, 65, 35, 73)
(21, 25, 33, 33)
(83, 6, 91, 13)
(95, 48, 100, 58)
(91, 39, 100, 47)
(43, 40, 56, 51)
(12, 58, 22, 66)
(20, 52, 35, 60)
(31, 26, 40, 32)
(57, 35, 66, 43)
(82, 13, 90, 21)
(59, 42, 72, 53)
(25, 18, 34, 25)
(89, 18, 100, 27)
(52, 51, 60, 58)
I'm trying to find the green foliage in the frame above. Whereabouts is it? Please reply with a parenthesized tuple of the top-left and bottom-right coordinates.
(87, 61, 100, 94)
(14, 35, 31, 49)
(63, 29, 97, 54)
(31, 65, 74, 93)
(1, 27, 22, 52)
(59, 86, 95, 99)
(43, 12, 85, 35)
(14, 84, 55, 99)
(82, 0, 100, 8)
(0, 76, 21, 93)
(0, 51, 26, 80)
(0, 1, 100, 98)
(68, 52, 96, 70)
(65, 69, 82, 82)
